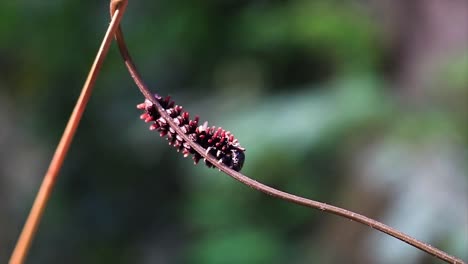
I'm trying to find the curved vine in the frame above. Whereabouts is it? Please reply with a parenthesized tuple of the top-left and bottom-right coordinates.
(110, 1, 464, 263)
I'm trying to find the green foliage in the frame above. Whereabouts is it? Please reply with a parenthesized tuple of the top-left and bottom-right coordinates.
(1, 0, 466, 263)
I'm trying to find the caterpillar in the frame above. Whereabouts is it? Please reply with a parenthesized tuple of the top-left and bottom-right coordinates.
(137, 94, 245, 172)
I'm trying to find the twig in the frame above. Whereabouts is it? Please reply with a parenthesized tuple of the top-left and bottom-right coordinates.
(110, 1, 464, 264)
(9, 2, 128, 264)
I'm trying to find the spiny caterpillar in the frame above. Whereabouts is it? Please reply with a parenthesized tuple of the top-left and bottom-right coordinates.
(137, 94, 245, 171)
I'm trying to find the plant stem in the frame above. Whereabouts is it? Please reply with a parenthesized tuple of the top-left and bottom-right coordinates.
(9, 2, 128, 264)
(110, 2, 465, 263)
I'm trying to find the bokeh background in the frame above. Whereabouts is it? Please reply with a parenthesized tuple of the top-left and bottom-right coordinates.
(1, 1, 467, 263)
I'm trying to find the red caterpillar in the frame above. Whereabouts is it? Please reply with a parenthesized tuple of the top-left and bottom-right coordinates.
(137, 94, 245, 171)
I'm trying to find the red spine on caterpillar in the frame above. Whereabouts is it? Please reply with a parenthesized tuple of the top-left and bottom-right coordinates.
(137, 94, 245, 171)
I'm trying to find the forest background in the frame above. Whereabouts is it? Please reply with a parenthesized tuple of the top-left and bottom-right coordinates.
(0, 1, 467, 263)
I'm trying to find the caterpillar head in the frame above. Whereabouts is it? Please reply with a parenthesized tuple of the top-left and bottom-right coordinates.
(229, 147, 245, 172)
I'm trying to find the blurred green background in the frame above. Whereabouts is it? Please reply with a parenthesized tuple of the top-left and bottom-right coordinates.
(1, 1, 467, 263)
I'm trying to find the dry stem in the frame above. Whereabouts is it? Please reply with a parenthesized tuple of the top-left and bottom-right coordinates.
(9, 2, 128, 264)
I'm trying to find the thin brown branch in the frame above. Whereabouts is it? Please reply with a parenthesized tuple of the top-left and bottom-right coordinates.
(9, 2, 128, 264)
(110, 2, 465, 264)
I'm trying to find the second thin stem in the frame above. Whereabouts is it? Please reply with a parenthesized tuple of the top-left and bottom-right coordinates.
(9, 2, 128, 264)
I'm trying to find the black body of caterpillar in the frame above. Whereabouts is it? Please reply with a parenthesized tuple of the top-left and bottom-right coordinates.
(137, 94, 245, 172)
